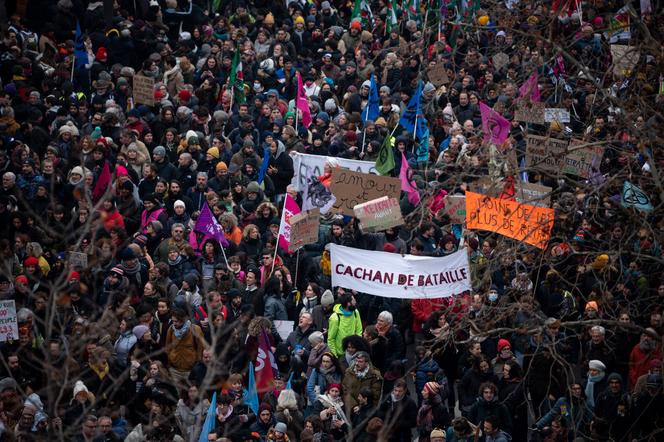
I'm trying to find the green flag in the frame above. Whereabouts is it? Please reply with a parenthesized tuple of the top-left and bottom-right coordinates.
(229, 47, 245, 104)
(376, 134, 396, 175)
(386, 0, 398, 34)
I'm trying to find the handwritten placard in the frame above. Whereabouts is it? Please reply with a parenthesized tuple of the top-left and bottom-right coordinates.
(133, 74, 155, 106)
(427, 65, 449, 86)
(492, 52, 509, 71)
(466, 191, 554, 249)
(355, 196, 404, 232)
(566, 139, 605, 179)
(0, 300, 19, 342)
(68, 251, 88, 269)
(442, 195, 467, 224)
(525, 135, 570, 174)
(288, 208, 320, 253)
(330, 169, 401, 216)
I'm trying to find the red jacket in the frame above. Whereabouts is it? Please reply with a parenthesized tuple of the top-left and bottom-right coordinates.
(629, 343, 662, 389)
(410, 298, 449, 333)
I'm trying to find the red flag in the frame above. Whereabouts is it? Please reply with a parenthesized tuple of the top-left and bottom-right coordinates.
(92, 161, 111, 203)
(499, 176, 516, 201)
(296, 72, 312, 128)
(255, 330, 277, 393)
(277, 194, 301, 253)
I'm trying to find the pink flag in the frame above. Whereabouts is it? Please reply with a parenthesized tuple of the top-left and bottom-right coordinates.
(480, 102, 511, 146)
(277, 194, 301, 253)
(194, 201, 230, 247)
(92, 161, 111, 203)
(296, 72, 312, 128)
(518, 73, 541, 102)
(255, 330, 278, 393)
(399, 152, 421, 206)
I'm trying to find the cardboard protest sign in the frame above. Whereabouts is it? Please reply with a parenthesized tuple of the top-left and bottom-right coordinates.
(0, 300, 19, 342)
(331, 244, 471, 299)
(354, 197, 403, 232)
(544, 108, 571, 123)
(330, 169, 401, 216)
(290, 153, 375, 191)
(565, 139, 605, 178)
(473, 177, 551, 207)
(492, 52, 509, 71)
(427, 65, 449, 86)
(288, 208, 320, 252)
(133, 74, 155, 106)
(516, 181, 552, 207)
(442, 195, 467, 224)
(466, 191, 554, 249)
(525, 135, 569, 174)
(273, 320, 295, 341)
(68, 251, 88, 269)
(514, 101, 545, 124)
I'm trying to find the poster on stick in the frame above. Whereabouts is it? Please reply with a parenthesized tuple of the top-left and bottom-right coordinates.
(133, 74, 155, 106)
(288, 209, 320, 253)
(331, 244, 471, 299)
(442, 195, 467, 224)
(290, 153, 375, 191)
(330, 169, 401, 216)
(355, 197, 403, 232)
(465, 191, 554, 249)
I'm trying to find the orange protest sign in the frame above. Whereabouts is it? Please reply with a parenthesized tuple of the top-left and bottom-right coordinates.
(465, 191, 554, 249)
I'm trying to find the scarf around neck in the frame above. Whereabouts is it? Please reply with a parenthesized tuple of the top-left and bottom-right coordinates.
(173, 320, 192, 339)
(585, 372, 605, 408)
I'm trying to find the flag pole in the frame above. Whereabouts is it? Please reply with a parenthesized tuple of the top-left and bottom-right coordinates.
(70, 56, 75, 83)
(360, 126, 367, 153)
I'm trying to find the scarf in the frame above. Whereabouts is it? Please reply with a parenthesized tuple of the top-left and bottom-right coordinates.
(416, 395, 441, 433)
(173, 320, 192, 339)
(90, 362, 110, 380)
(585, 372, 604, 409)
(352, 364, 370, 379)
(316, 394, 350, 426)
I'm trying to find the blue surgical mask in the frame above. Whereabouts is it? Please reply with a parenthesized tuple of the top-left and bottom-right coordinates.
(488, 293, 498, 302)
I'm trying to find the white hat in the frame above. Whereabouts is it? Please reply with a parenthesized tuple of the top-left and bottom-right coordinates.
(174, 200, 186, 209)
(588, 360, 606, 371)
(362, 80, 371, 89)
(72, 380, 93, 402)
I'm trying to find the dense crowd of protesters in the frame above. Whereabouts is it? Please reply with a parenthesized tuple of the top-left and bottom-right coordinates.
(0, 0, 663, 441)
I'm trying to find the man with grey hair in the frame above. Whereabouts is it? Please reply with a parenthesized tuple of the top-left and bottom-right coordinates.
(376, 311, 405, 365)
(155, 222, 188, 263)
(583, 324, 615, 374)
(0, 171, 18, 201)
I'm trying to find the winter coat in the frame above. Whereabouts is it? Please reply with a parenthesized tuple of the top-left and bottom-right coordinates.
(327, 304, 363, 357)
(306, 367, 342, 404)
(165, 323, 204, 372)
(468, 396, 512, 435)
(264, 293, 288, 321)
(175, 399, 206, 441)
(342, 365, 383, 411)
(377, 394, 418, 442)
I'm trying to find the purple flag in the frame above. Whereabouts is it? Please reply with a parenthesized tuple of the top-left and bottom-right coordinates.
(480, 102, 511, 146)
(194, 202, 229, 247)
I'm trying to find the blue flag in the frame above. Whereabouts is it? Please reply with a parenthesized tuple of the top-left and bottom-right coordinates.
(245, 363, 259, 415)
(198, 392, 217, 442)
(361, 73, 380, 124)
(399, 81, 429, 162)
(257, 147, 270, 185)
(74, 21, 88, 70)
(285, 372, 294, 390)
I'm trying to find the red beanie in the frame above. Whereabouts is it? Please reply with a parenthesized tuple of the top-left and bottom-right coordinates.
(383, 243, 397, 253)
(179, 89, 192, 101)
(154, 90, 165, 100)
(24, 256, 39, 267)
(15, 275, 28, 284)
(497, 338, 511, 353)
(95, 47, 108, 62)
(69, 271, 81, 282)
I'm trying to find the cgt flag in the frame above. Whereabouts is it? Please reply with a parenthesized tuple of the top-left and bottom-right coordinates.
(255, 330, 278, 393)
(296, 72, 312, 128)
(277, 194, 301, 252)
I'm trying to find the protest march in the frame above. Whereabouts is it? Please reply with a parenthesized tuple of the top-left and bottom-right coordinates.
(0, 0, 663, 441)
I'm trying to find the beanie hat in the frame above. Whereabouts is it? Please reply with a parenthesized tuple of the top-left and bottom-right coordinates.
(321, 290, 335, 306)
(69, 271, 81, 281)
(424, 382, 440, 395)
(24, 256, 39, 267)
(646, 373, 662, 388)
(274, 422, 287, 434)
(308, 331, 325, 345)
(15, 275, 28, 285)
(295, 16, 305, 24)
(351, 19, 362, 30)
(592, 254, 609, 270)
(497, 338, 511, 353)
(585, 301, 598, 311)
(216, 161, 228, 172)
(607, 372, 623, 384)
(174, 200, 186, 209)
(430, 428, 446, 439)
(259, 402, 272, 413)
(589, 360, 606, 371)
(95, 47, 108, 62)
(72, 380, 91, 401)
(327, 383, 342, 392)
(188, 136, 199, 145)
(383, 243, 397, 253)
(132, 324, 150, 340)
(178, 89, 192, 102)
(207, 147, 220, 159)
(246, 181, 260, 194)
(264, 12, 275, 25)
(110, 266, 124, 276)
(153, 146, 166, 157)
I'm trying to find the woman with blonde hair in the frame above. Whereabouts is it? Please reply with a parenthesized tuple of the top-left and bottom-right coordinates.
(274, 389, 304, 441)
(240, 224, 263, 264)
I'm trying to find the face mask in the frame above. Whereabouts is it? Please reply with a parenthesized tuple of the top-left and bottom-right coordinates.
(488, 293, 498, 302)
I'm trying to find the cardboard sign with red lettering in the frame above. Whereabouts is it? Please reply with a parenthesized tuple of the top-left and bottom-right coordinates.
(330, 169, 401, 216)
(354, 196, 404, 232)
(442, 195, 466, 224)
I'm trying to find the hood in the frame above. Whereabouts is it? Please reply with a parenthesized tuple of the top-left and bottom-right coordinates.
(332, 304, 353, 316)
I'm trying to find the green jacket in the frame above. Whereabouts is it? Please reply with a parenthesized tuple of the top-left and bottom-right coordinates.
(327, 304, 363, 357)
